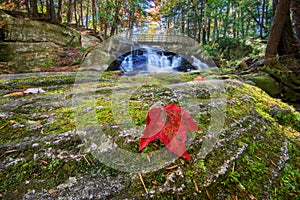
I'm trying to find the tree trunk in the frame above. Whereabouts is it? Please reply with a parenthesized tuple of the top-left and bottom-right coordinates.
(85, 2, 89, 29)
(92, 0, 96, 34)
(25, 0, 30, 16)
(260, 0, 266, 38)
(265, 0, 292, 64)
(187, 17, 190, 37)
(265, 0, 269, 31)
(111, 9, 119, 37)
(207, 17, 211, 42)
(240, 10, 244, 37)
(223, 1, 230, 37)
(67, 0, 73, 24)
(272, 0, 278, 15)
(278, 16, 298, 56)
(74, 0, 78, 26)
(181, 7, 185, 34)
(193, 19, 200, 39)
(197, 18, 200, 43)
(233, 4, 236, 39)
(46, 0, 50, 20)
(211, 16, 217, 45)
(291, 0, 300, 48)
(264, 0, 300, 107)
(80, 0, 84, 26)
(31, 0, 39, 19)
(57, 0, 62, 23)
(49, 0, 56, 23)
(202, 0, 208, 44)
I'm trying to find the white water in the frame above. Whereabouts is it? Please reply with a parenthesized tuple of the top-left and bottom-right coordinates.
(120, 46, 209, 73)
(191, 55, 210, 69)
(145, 47, 179, 73)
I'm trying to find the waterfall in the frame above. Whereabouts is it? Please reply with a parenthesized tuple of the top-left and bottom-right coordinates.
(145, 48, 175, 73)
(119, 46, 210, 74)
(171, 56, 182, 68)
(191, 55, 210, 69)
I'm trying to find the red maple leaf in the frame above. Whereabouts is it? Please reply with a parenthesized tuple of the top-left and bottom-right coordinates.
(138, 104, 200, 161)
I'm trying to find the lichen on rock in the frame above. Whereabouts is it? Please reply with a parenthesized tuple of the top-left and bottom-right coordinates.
(0, 71, 299, 199)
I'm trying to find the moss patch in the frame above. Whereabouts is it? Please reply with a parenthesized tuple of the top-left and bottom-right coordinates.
(0, 71, 299, 199)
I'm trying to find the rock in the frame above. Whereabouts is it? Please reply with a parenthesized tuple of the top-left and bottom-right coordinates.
(251, 75, 283, 97)
(0, 41, 61, 72)
(81, 47, 114, 71)
(238, 60, 248, 70)
(3, 42, 60, 54)
(81, 33, 100, 49)
(0, 11, 86, 73)
(0, 72, 299, 199)
(0, 10, 80, 47)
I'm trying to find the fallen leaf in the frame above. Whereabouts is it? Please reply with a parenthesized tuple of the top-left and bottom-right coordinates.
(139, 104, 200, 161)
(23, 88, 45, 94)
(0, 193, 2, 197)
(194, 76, 206, 81)
(39, 160, 49, 166)
(151, 180, 158, 185)
(3, 87, 45, 97)
(3, 91, 24, 97)
(48, 189, 58, 195)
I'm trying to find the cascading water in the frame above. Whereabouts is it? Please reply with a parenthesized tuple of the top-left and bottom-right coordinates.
(145, 47, 178, 73)
(119, 45, 209, 74)
(171, 56, 182, 68)
(191, 55, 210, 69)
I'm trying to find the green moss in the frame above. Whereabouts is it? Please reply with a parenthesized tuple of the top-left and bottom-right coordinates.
(0, 42, 14, 62)
(44, 107, 75, 135)
(251, 75, 282, 97)
(270, 142, 300, 199)
(1, 71, 300, 199)
(0, 73, 76, 90)
(0, 150, 121, 199)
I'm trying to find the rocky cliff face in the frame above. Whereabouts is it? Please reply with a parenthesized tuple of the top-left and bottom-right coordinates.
(0, 10, 84, 73)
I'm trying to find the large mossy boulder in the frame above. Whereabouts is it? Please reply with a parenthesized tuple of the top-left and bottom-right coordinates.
(0, 10, 83, 73)
(0, 41, 61, 72)
(0, 71, 299, 199)
(251, 75, 283, 97)
(0, 10, 80, 47)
